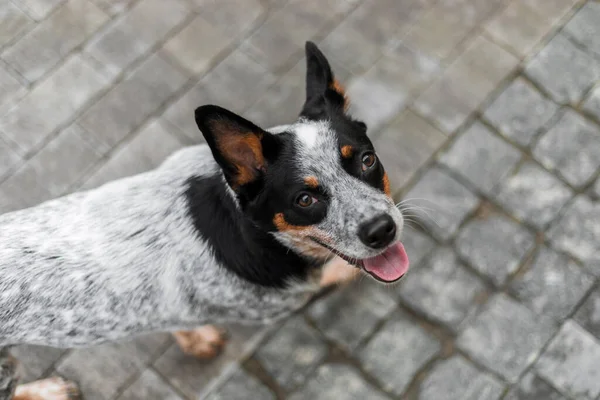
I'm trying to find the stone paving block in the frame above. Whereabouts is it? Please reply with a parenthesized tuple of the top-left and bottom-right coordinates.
(420, 355, 505, 400)
(523, 0, 577, 23)
(255, 316, 327, 391)
(306, 280, 396, 352)
(193, 0, 264, 38)
(594, 178, 600, 199)
(535, 320, 600, 400)
(374, 110, 446, 193)
(9, 345, 65, 384)
(495, 161, 573, 229)
(79, 53, 187, 150)
(241, 0, 353, 72)
(92, 0, 135, 16)
(485, 0, 552, 57)
(163, 51, 275, 142)
(12, 0, 64, 20)
(0, 64, 24, 107)
(56, 333, 171, 400)
(346, 44, 439, 133)
(483, 78, 559, 146)
(533, 109, 600, 188)
(154, 324, 263, 399)
(399, 247, 486, 331)
(415, 36, 518, 133)
(204, 366, 275, 400)
(550, 196, 600, 272)
(526, 34, 600, 104)
(288, 363, 390, 400)
(359, 312, 440, 395)
(162, 15, 235, 76)
(13, 124, 103, 196)
(440, 122, 521, 195)
(582, 85, 600, 122)
(398, 227, 435, 269)
(82, 119, 184, 189)
(504, 372, 566, 400)
(404, 167, 479, 241)
(456, 212, 535, 286)
(0, 2, 31, 49)
(0, 54, 108, 154)
(2, 0, 109, 83)
(563, 2, 600, 57)
(0, 134, 20, 180)
(0, 161, 52, 213)
(510, 246, 595, 320)
(85, 0, 190, 76)
(457, 294, 556, 382)
(574, 287, 600, 340)
(117, 369, 182, 400)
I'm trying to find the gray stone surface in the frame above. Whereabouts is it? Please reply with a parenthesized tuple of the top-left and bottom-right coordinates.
(563, 2, 600, 57)
(504, 372, 567, 400)
(204, 367, 276, 400)
(550, 195, 600, 270)
(594, 178, 600, 198)
(583, 85, 600, 122)
(495, 161, 573, 229)
(484, 78, 559, 146)
(403, 167, 480, 241)
(399, 247, 486, 330)
(84, 0, 190, 76)
(440, 122, 521, 195)
(116, 369, 182, 400)
(510, 246, 595, 320)
(526, 33, 600, 104)
(307, 280, 396, 352)
(455, 213, 536, 286)
(0, 1, 32, 49)
(574, 287, 600, 340)
(0, 55, 109, 154)
(420, 356, 505, 400)
(0, 64, 24, 108)
(288, 364, 390, 400)
(79, 53, 187, 150)
(12, 0, 64, 21)
(535, 321, 600, 400)
(9, 345, 65, 384)
(533, 109, 600, 188)
(0, 134, 20, 180)
(358, 312, 440, 395)
(457, 294, 556, 382)
(255, 316, 327, 391)
(398, 228, 435, 269)
(2, 0, 109, 83)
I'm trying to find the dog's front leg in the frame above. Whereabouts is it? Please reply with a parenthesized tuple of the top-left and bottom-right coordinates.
(172, 325, 228, 359)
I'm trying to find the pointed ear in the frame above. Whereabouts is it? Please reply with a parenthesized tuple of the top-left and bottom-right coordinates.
(195, 105, 270, 190)
(302, 41, 348, 118)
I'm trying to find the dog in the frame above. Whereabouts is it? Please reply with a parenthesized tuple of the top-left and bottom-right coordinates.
(0, 42, 409, 400)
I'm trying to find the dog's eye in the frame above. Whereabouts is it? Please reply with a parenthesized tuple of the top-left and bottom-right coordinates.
(296, 193, 317, 207)
(361, 152, 377, 171)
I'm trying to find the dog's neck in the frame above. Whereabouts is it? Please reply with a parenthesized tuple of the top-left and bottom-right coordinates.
(184, 174, 321, 288)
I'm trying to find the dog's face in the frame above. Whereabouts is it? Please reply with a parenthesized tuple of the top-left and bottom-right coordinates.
(195, 42, 408, 283)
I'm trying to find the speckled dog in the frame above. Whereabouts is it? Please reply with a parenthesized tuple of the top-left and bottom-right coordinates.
(0, 43, 409, 400)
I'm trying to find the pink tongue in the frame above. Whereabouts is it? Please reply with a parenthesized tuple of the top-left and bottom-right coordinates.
(363, 242, 409, 282)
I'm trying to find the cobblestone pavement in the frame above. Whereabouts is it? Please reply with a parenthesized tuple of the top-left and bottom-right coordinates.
(1, 0, 599, 399)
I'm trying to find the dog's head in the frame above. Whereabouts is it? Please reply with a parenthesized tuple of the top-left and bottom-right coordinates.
(195, 42, 408, 283)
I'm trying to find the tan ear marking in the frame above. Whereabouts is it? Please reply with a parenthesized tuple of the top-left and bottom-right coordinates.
(341, 145, 353, 158)
(329, 79, 349, 111)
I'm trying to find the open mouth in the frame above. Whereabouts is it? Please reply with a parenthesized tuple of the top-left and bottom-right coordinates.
(310, 237, 410, 283)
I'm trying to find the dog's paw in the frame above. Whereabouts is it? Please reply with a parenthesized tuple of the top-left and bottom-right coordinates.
(14, 377, 80, 400)
(319, 257, 359, 287)
(173, 325, 228, 359)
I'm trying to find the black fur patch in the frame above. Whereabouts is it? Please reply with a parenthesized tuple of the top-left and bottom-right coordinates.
(185, 174, 319, 288)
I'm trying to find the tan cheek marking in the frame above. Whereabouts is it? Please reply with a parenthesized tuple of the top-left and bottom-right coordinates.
(273, 213, 333, 259)
(383, 172, 392, 197)
(304, 176, 319, 188)
(341, 145, 353, 158)
(273, 213, 307, 232)
(330, 79, 349, 111)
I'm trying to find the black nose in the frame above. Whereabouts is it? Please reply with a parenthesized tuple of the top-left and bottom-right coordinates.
(358, 214, 396, 249)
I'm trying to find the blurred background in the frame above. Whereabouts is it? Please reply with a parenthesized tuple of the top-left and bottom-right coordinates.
(1, 0, 599, 399)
